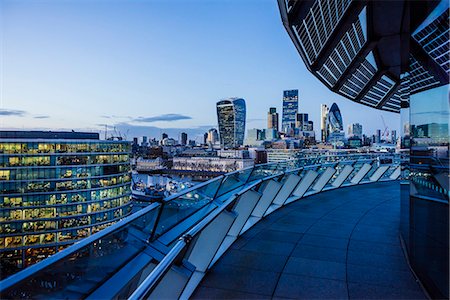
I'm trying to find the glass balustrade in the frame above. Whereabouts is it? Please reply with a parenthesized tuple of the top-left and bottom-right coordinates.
(0, 154, 402, 298)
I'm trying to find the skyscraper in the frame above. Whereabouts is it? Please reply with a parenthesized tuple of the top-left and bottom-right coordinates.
(348, 123, 363, 138)
(376, 129, 382, 143)
(320, 104, 329, 143)
(295, 113, 309, 131)
(391, 130, 397, 144)
(267, 107, 279, 131)
(181, 132, 188, 145)
(216, 98, 246, 149)
(282, 90, 298, 133)
(326, 103, 345, 145)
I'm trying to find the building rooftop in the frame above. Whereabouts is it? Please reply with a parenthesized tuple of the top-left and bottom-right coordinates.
(193, 181, 426, 299)
(0, 130, 99, 140)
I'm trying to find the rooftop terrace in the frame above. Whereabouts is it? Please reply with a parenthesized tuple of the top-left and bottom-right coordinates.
(193, 181, 426, 299)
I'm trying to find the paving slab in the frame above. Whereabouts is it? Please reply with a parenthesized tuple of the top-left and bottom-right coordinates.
(192, 182, 426, 299)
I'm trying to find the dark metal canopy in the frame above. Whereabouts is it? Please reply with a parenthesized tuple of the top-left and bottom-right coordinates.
(278, 0, 449, 113)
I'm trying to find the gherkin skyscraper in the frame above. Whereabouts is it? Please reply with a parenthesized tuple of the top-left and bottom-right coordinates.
(326, 103, 343, 134)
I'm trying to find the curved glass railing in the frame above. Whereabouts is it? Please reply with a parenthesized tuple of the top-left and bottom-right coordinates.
(0, 153, 404, 299)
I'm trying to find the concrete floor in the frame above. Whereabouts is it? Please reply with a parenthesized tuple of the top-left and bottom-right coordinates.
(192, 182, 426, 299)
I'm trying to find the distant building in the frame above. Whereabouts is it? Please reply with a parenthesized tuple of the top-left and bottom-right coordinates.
(161, 137, 176, 146)
(391, 130, 397, 144)
(142, 136, 148, 146)
(172, 156, 254, 173)
(206, 128, 219, 145)
(216, 98, 246, 148)
(217, 149, 250, 159)
(326, 103, 344, 146)
(267, 107, 279, 131)
(161, 133, 168, 140)
(326, 103, 343, 134)
(376, 129, 382, 143)
(266, 149, 302, 163)
(247, 148, 267, 164)
(271, 139, 303, 149)
(136, 157, 165, 171)
(347, 136, 363, 148)
(132, 137, 139, 154)
(320, 104, 329, 142)
(181, 132, 188, 145)
(265, 128, 278, 141)
(348, 123, 363, 139)
(282, 90, 298, 133)
(295, 113, 309, 131)
(245, 129, 265, 146)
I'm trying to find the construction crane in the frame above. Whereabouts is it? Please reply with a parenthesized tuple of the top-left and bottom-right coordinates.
(380, 115, 389, 141)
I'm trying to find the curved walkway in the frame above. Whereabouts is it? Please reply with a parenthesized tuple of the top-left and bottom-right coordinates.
(192, 182, 425, 299)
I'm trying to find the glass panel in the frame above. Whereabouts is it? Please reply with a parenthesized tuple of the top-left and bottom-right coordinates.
(2, 207, 159, 299)
(153, 178, 223, 238)
(247, 163, 279, 182)
(215, 172, 246, 198)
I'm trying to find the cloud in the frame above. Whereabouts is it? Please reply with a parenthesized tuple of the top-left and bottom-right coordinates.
(133, 114, 192, 123)
(100, 115, 131, 119)
(34, 115, 50, 119)
(0, 109, 26, 117)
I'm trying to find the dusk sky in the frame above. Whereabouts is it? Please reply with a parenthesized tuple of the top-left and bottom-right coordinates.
(0, 0, 399, 141)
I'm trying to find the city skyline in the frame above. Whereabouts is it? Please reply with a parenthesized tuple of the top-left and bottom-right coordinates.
(1, 0, 399, 140)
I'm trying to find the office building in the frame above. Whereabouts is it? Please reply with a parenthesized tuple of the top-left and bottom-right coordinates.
(180, 132, 187, 146)
(347, 136, 362, 148)
(216, 98, 246, 149)
(376, 129, 382, 143)
(172, 156, 254, 173)
(326, 103, 344, 144)
(0, 131, 132, 277)
(348, 123, 363, 139)
(267, 107, 279, 132)
(320, 104, 329, 142)
(265, 128, 278, 141)
(244, 129, 265, 146)
(391, 130, 397, 144)
(206, 128, 219, 146)
(295, 113, 308, 131)
(281, 90, 298, 133)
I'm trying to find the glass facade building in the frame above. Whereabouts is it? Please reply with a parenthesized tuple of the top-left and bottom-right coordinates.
(0, 131, 132, 279)
(216, 98, 246, 149)
(326, 103, 344, 145)
(402, 2, 449, 297)
(267, 107, 279, 132)
(278, 0, 449, 297)
(281, 90, 298, 134)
